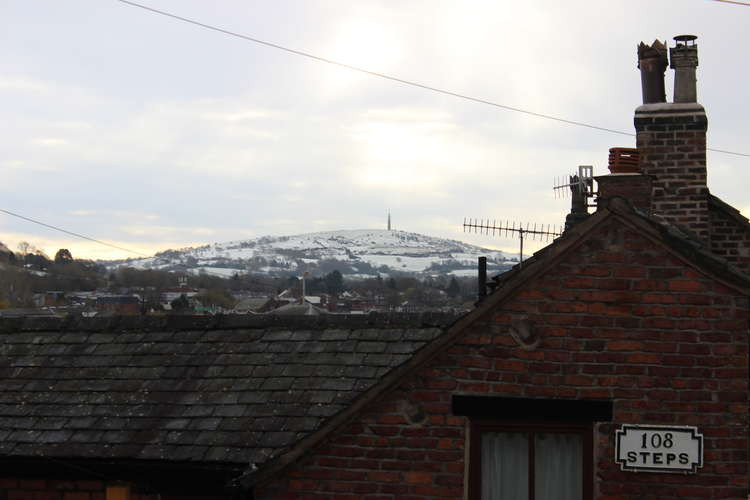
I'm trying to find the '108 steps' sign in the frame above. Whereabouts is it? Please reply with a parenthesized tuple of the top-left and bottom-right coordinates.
(615, 424, 703, 473)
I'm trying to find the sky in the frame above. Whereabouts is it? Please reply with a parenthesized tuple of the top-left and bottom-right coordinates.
(1, 0, 748, 261)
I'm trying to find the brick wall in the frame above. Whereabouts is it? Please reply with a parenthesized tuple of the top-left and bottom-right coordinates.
(256, 219, 749, 500)
(635, 104, 709, 242)
(0, 479, 119, 500)
(0, 477, 229, 500)
(595, 174, 653, 214)
(709, 205, 750, 275)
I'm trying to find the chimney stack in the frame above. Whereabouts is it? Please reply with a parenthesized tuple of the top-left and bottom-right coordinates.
(670, 35, 699, 103)
(638, 40, 668, 104)
(595, 148, 652, 213)
(564, 174, 589, 230)
(634, 35, 708, 241)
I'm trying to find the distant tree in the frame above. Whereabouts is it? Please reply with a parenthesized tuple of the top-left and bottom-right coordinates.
(385, 289, 401, 308)
(0, 243, 15, 264)
(446, 277, 461, 298)
(395, 277, 419, 291)
(404, 286, 445, 308)
(0, 267, 33, 307)
(286, 276, 299, 287)
(305, 276, 326, 295)
(170, 294, 191, 313)
(17, 241, 33, 256)
(23, 251, 51, 270)
(324, 270, 344, 295)
(195, 288, 236, 310)
(54, 248, 73, 264)
(375, 275, 384, 289)
(230, 273, 242, 291)
(386, 277, 397, 290)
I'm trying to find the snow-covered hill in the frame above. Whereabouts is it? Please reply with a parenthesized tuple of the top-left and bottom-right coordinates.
(107, 229, 517, 278)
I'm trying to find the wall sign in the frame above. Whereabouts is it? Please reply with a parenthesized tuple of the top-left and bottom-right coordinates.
(615, 424, 703, 473)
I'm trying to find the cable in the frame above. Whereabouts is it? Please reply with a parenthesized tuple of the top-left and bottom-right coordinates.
(115, 0, 750, 157)
(0, 209, 150, 257)
(712, 0, 750, 6)
(114, 0, 629, 137)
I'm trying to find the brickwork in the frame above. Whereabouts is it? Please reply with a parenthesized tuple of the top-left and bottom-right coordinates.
(709, 201, 750, 275)
(635, 104, 709, 241)
(0, 479, 132, 500)
(0, 477, 230, 500)
(595, 174, 653, 214)
(256, 220, 749, 500)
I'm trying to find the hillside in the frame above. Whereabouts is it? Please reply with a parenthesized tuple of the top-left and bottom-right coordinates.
(108, 229, 517, 278)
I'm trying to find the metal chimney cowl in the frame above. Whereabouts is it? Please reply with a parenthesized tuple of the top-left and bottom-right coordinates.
(670, 35, 699, 103)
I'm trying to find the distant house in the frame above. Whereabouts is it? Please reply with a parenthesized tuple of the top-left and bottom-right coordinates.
(161, 290, 199, 303)
(95, 295, 140, 315)
(234, 296, 286, 314)
(268, 301, 328, 316)
(234, 296, 271, 313)
(32, 291, 67, 307)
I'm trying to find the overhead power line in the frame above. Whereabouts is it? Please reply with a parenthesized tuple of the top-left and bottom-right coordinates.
(116, 0, 750, 158)
(712, 0, 750, 6)
(0, 208, 150, 257)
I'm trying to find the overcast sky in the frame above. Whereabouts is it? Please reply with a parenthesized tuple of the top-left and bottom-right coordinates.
(1, 0, 748, 261)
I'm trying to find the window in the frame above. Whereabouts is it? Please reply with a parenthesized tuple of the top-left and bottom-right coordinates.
(453, 397, 609, 500)
(468, 421, 593, 500)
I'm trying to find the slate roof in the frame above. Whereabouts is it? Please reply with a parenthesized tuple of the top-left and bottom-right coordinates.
(709, 193, 750, 228)
(0, 313, 455, 468)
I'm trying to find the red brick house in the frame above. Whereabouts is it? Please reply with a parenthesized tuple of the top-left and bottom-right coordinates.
(1, 35, 749, 500)
(251, 196, 749, 500)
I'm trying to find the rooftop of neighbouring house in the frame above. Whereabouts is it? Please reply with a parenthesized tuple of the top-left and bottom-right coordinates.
(0, 313, 458, 469)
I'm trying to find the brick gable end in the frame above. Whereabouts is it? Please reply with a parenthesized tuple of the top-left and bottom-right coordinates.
(257, 219, 749, 500)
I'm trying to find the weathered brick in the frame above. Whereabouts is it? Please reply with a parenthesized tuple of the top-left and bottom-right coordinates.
(607, 340, 643, 351)
(404, 472, 433, 484)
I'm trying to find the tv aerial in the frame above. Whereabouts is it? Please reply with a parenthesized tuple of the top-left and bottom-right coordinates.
(464, 165, 597, 266)
(463, 218, 562, 265)
(553, 165, 595, 204)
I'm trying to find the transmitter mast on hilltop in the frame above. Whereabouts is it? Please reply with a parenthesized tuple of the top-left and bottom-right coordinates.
(387, 211, 391, 231)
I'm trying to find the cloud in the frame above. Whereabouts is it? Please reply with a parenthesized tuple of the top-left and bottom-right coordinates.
(0, 76, 51, 93)
(0, 230, 150, 261)
(30, 138, 69, 147)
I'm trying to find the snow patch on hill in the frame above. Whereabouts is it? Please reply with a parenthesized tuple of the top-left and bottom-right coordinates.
(107, 229, 517, 278)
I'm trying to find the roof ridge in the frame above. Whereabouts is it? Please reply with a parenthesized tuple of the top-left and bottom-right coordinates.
(0, 311, 462, 333)
(709, 193, 750, 227)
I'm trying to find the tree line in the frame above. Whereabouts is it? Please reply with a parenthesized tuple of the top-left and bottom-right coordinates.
(0, 241, 480, 311)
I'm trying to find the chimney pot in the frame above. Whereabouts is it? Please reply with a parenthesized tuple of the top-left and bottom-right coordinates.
(608, 147, 640, 174)
(637, 40, 668, 104)
(477, 257, 487, 301)
(670, 35, 699, 103)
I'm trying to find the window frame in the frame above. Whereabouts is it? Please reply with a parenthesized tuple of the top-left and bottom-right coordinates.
(467, 420, 593, 500)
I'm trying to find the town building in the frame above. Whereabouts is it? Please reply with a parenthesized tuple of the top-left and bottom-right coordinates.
(0, 35, 749, 500)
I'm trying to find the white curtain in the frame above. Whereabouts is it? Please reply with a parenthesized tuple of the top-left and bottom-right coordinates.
(481, 432, 528, 500)
(481, 431, 582, 500)
(534, 433, 582, 500)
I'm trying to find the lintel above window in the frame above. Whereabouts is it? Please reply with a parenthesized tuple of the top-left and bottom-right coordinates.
(452, 396, 613, 422)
